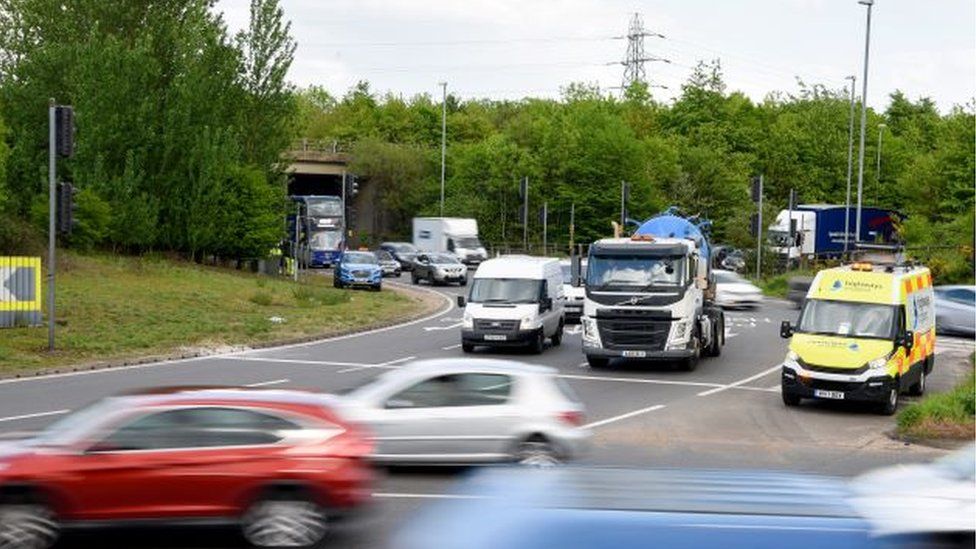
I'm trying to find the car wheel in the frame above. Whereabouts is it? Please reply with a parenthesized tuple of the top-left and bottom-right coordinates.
(551, 322, 563, 346)
(878, 386, 899, 416)
(241, 492, 328, 549)
(515, 437, 561, 467)
(374, 283, 382, 292)
(908, 369, 926, 396)
(586, 356, 609, 369)
(411, 272, 419, 284)
(782, 390, 801, 407)
(530, 330, 545, 354)
(427, 273, 436, 286)
(461, 343, 474, 353)
(0, 502, 59, 549)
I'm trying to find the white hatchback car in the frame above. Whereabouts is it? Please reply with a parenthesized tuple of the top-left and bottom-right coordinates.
(714, 269, 763, 309)
(337, 359, 590, 466)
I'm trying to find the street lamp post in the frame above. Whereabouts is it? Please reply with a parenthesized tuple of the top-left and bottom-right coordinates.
(854, 0, 874, 245)
(875, 123, 887, 203)
(844, 75, 856, 255)
(439, 82, 447, 216)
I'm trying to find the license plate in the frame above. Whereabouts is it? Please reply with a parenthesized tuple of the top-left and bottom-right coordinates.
(355, 278, 369, 283)
(622, 350, 646, 358)
(813, 389, 845, 400)
(484, 334, 507, 341)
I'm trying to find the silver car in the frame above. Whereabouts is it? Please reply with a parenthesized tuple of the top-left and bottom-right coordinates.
(338, 359, 589, 466)
(934, 285, 975, 337)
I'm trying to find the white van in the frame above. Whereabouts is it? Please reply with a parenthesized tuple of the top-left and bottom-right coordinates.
(413, 217, 487, 266)
(457, 256, 565, 354)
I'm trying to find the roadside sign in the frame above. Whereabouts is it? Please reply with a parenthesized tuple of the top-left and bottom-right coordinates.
(0, 257, 43, 328)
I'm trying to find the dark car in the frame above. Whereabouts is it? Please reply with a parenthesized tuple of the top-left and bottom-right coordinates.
(411, 252, 467, 286)
(375, 249, 402, 278)
(379, 242, 420, 271)
(0, 387, 373, 549)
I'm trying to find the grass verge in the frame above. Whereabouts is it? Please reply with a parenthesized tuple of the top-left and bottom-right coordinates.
(752, 270, 815, 299)
(897, 356, 976, 440)
(0, 252, 430, 375)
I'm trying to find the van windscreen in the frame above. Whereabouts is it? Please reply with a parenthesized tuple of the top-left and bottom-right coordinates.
(468, 278, 542, 304)
(798, 300, 897, 339)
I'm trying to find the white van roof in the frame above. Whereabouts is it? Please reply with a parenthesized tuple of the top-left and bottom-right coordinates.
(473, 255, 559, 279)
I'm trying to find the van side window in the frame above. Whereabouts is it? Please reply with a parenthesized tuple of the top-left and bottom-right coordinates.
(447, 238, 455, 252)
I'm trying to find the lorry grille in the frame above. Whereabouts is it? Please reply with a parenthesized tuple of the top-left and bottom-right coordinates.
(474, 319, 519, 332)
(596, 317, 671, 350)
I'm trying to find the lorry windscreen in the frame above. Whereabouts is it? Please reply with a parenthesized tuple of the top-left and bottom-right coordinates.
(798, 300, 897, 339)
(468, 278, 542, 304)
(586, 255, 685, 291)
(454, 236, 482, 248)
(310, 229, 342, 251)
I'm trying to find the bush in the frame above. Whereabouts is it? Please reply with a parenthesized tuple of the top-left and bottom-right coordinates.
(249, 291, 274, 306)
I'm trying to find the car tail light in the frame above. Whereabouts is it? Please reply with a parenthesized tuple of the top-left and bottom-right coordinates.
(557, 410, 585, 427)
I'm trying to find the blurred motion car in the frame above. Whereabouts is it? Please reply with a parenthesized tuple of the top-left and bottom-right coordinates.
(559, 259, 587, 324)
(0, 387, 373, 549)
(333, 250, 383, 290)
(933, 285, 975, 337)
(393, 466, 922, 549)
(712, 245, 746, 272)
(713, 269, 763, 309)
(337, 359, 589, 466)
(410, 252, 467, 286)
(378, 242, 420, 271)
(374, 249, 402, 278)
(850, 443, 975, 544)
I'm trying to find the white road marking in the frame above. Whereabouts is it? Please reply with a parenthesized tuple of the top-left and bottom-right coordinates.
(337, 355, 416, 373)
(559, 373, 723, 389)
(245, 378, 290, 387)
(696, 364, 782, 397)
(0, 409, 70, 423)
(423, 322, 463, 331)
(566, 326, 582, 335)
(372, 492, 482, 500)
(219, 356, 372, 368)
(726, 332, 739, 339)
(766, 383, 782, 391)
(583, 404, 666, 429)
(440, 317, 461, 323)
(441, 344, 462, 350)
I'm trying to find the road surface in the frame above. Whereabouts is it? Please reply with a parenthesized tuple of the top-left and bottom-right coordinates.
(0, 273, 972, 548)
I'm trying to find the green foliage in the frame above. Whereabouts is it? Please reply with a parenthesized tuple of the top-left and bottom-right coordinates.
(897, 360, 975, 439)
(0, 0, 295, 259)
(249, 291, 274, 306)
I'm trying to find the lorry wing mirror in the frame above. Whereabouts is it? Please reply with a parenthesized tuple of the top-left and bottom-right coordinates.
(780, 321, 794, 339)
(695, 277, 708, 290)
(570, 255, 582, 287)
(456, 296, 466, 308)
(899, 330, 914, 351)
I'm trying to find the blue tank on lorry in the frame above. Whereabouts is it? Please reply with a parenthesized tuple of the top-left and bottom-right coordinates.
(634, 208, 712, 265)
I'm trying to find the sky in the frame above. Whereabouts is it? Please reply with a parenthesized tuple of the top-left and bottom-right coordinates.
(217, 0, 975, 112)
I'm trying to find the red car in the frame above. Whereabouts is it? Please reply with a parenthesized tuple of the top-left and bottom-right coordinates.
(0, 387, 373, 548)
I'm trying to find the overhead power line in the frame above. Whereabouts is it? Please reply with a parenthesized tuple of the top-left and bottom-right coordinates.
(313, 35, 621, 48)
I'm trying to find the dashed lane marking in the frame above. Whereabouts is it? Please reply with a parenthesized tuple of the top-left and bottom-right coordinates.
(582, 404, 666, 429)
(424, 322, 463, 331)
(0, 409, 70, 423)
(244, 378, 290, 387)
(441, 344, 462, 350)
(337, 356, 417, 373)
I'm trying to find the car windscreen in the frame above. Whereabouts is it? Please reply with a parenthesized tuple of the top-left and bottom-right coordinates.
(714, 271, 744, 284)
(388, 243, 418, 253)
(468, 278, 542, 304)
(798, 299, 897, 339)
(343, 252, 377, 264)
(586, 254, 685, 291)
(431, 253, 460, 264)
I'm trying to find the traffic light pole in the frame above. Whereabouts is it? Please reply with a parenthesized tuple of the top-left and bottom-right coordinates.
(756, 175, 763, 278)
(47, 99, 56, 351)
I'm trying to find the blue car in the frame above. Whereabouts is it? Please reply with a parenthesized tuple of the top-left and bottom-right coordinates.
(333, 251, 383, 291)
(394, 467, 942, 549)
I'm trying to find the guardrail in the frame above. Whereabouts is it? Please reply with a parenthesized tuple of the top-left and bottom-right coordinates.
(0, 256, 43, 328)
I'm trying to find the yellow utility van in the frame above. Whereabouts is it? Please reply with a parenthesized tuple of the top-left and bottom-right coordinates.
(779, 262, 935, 415)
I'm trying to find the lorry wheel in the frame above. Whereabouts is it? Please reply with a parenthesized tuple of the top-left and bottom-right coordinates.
(782, 390, 801, 407)
(705, 317, 722, 357)
(878, 387, 899, 416)
(586, 356, 609, 369)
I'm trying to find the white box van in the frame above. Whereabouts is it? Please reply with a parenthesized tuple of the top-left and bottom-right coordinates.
(457, 256, 565, 354)
(413, 217, 487, 266)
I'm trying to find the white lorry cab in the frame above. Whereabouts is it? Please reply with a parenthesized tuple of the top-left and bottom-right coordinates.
(457, 256, 565, 354)
(413, 217, 487, 266)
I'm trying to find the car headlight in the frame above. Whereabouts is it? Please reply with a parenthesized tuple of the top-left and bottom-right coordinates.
(867, 356, 888, 371)
(520, 316, 538, 330)
(462, 312, 473, 329)
(784, 350, 800, 369)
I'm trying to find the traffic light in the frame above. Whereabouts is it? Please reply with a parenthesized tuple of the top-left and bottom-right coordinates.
(749, 212, 760, 238)
(55, 106, 74, 158)
(57, 182, 78, 235)
(750, 176, 762, 203)
(345, 173, 359, 199)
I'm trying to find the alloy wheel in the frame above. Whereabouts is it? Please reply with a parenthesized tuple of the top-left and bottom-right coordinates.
(241, 499, 328, 548)
(0, 504, 58, 549)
